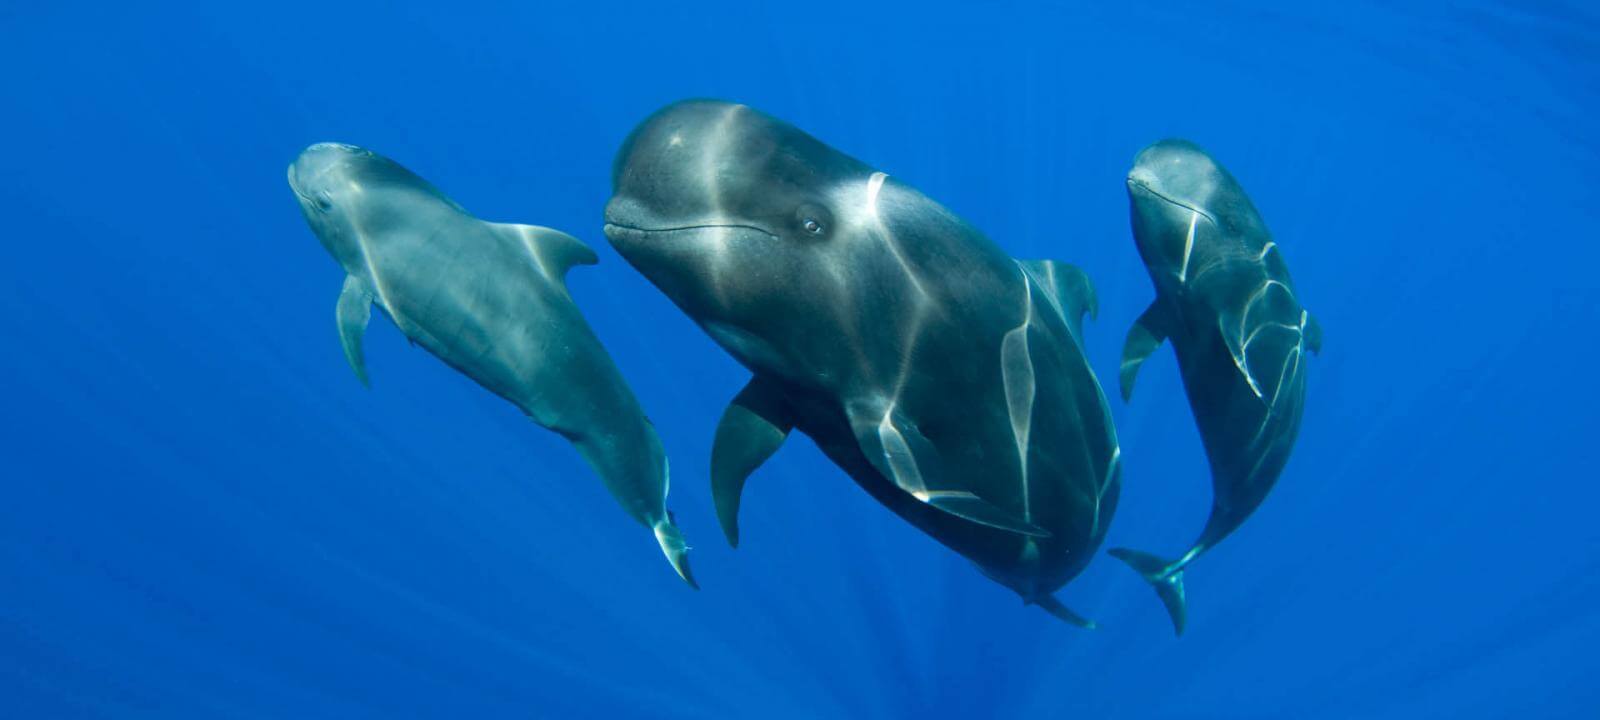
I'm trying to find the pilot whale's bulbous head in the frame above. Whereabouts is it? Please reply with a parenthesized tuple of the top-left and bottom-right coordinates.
(1127, 139, 1227, 210)
(603, 100, 879, 372)
(605, 100, 866, 242)
(1126, 139, 1261, 272)
(288, 143, 454, 268)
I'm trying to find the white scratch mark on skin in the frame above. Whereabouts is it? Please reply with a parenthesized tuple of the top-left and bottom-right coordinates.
(701, 105, 742, 307)
(1241, 321, 1303, 359)
(1092, 447, 1120, 538)
(1271, 309, 1310, 408)
(865, 171, 887, 217)
(1178, 210, 1198, 283)
(512, 226, 551, 278)
(1001, 267, 1036, 522)
(344, 180, 397, 319)
(1231, 279, 1295, 400)
(848, 170, 931, 408)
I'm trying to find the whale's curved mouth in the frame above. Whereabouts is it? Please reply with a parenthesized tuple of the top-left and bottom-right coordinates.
(603, 222, 777, 240)
(1127, 178, 1218, 226)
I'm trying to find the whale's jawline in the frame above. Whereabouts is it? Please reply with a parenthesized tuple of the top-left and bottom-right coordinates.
(1127, 180, 1219, 226)
(604, 222, 777, 240)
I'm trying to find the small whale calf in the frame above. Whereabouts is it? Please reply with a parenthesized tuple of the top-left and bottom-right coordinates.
(287, 143, 695, 587)
(603, 100, 1122, 625)
(1112, 139, 1320, 634)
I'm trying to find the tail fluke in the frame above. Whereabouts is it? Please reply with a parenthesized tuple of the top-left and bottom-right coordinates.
(1109, 548, 1188, 635)
(1033, 595, 1098, 629)
(653, 515, 698, 590)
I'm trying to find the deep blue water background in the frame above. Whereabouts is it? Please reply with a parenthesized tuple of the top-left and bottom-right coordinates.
(3, 1, 1598, 717)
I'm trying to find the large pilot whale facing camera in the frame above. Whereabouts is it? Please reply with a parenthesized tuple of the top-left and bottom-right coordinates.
(604, 100, 1121, 626)
(1112, 139, 1321, 635)
(288, 142, 695, 587)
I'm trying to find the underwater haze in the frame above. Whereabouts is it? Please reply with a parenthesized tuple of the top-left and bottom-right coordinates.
(3, 1, 1598, 717)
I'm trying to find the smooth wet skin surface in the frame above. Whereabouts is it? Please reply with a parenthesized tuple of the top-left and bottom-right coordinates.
(1113, 139, 1319, 634)
(606, 100, 1121, 620)
(5, 2, 1599, 716)
(288, 143, 696, 587)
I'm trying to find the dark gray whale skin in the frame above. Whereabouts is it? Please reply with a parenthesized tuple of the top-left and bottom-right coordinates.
(603, 100, 1120, 625)
(288, 143, 695, 587)
(1113, 139, 1321, 635)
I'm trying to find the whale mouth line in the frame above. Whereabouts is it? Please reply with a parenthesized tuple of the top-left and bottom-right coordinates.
(603, 222, 777, 240)
(1127, 179, 1218, 226)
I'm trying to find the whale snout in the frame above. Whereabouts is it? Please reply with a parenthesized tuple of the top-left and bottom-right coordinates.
(1126, 166, 1159, 193)
(307, 142, 362, 153)
(289, 143, 370, 190)
(288, 142, 387, 215)
(602, 194, 650, 229)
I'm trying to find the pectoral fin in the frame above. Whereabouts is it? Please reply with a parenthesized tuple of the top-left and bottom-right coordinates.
(1120, 301, 1173, 402)
(1034, 594, 1098, 629)
(335, 275, 373, 386)
(846, 400, 1048, 537)
(1018, 259, 1097, 339)
(710, 377, 792, 547)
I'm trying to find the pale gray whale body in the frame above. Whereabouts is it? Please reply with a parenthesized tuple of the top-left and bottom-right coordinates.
(1113, 139, 1320, 634)
(288, 143, 694, 587)
(603, 101, 1120, 625)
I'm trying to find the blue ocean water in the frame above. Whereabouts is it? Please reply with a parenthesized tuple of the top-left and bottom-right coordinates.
(2, 1, 1597, 717)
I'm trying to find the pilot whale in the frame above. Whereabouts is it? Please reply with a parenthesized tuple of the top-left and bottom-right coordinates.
(287, 143, 695, 587)
(603, 101, 1121, 625)
(1112, 139, 1320, 634)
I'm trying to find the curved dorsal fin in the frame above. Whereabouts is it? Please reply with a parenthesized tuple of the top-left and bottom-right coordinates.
(1019, 259, 1098, 339)
(493, 223, 599, 279)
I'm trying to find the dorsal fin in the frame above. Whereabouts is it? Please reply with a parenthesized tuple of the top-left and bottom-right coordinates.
(493, 223, 599, 279)
(1019, 260, 1098, 339)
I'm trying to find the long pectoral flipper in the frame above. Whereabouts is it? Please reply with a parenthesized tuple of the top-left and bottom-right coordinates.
(710, 377, 793, 547)
(336, 275, 374, 386)
(1120, 301, 1174, 402)
(1034, 594, 1098, 630)
(847, 401, 1048, 537)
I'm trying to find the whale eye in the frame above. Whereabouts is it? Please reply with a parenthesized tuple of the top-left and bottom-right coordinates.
(795, 203, 832, 237)
(314, 192, 333, 212)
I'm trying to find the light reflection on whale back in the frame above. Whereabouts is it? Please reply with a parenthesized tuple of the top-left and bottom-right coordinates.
(605, 100, 1120, 617)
